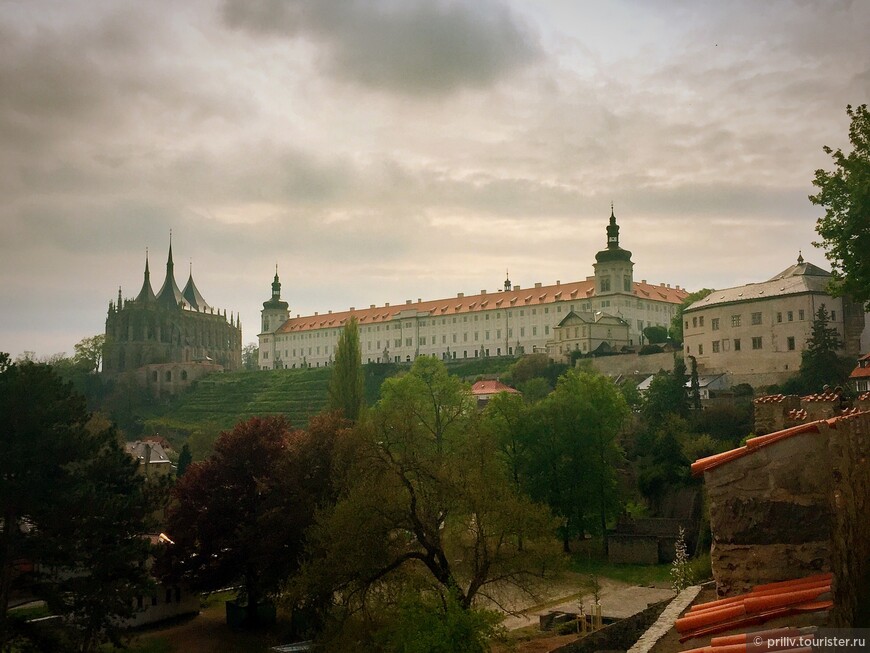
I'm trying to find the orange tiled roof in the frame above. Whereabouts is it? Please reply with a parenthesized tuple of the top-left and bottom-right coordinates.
(753, 394, 791, 404)
(676, 573, 832, 642)
(801, 391, 841, 402)
(850, 366, 870, 379)
(274, 279, 689, 334)
(471, 380, 520, 396)
(692, 410, 869, 476)
(787, 408, 807, 421)
(859, 392, 870, 402)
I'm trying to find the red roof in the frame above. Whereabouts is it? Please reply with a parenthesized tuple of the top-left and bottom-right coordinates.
(275, 279, 688, 334)
(471, 380, 520, 396)
(850, 366, 870, 379)
(676, 573, 832, 642)
(692, 410, 869, 476)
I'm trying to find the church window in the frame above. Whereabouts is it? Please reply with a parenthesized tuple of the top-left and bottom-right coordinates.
(600, 277, 611, 292)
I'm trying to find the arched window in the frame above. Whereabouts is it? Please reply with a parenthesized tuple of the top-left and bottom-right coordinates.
(181, 370, 188, 381)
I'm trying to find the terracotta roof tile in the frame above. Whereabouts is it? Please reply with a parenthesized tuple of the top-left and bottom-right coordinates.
(273, 278, 688, 334)
(471, 380, 520, 396)
(800, 391, 841, 402)
(849, 366, 870, 379)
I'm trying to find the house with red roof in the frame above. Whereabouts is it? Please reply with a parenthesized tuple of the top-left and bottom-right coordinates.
(849, 353, 870, 394)
(470, 379, 520, 409)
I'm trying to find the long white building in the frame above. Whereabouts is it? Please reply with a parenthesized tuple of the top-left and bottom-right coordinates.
(258, 211, 689, 369)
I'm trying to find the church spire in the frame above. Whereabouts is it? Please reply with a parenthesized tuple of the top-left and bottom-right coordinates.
(504, 269, 511, 292)
(156, 231, 185, 309)
(263, 264, 289, 311)
(135, 248, 157, 304)
(797, 250, 804, 264)
(182, 258, 211, 312)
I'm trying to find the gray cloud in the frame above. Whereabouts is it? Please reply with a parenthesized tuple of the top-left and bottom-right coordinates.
(222, 0, 541, 95)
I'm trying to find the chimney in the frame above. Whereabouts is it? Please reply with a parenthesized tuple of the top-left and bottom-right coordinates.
(370, 304, 375, 309)
(556, 280, 561, 286)
(642, 280, 647, 284)
(328, 310, 332, 314)
(314, 311, 319, 316)
(481, 290, 486, 295)
(513, 285, 520, 291)
(417, 298, 421, 303)
(534, 282, 542, 288)
(385, 302, 390, 307)
(350, 307, 355, 311)
(406, 299, 412, 305)
(457, 292, 464, 298)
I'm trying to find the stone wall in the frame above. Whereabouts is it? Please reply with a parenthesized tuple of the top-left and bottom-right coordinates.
(551, 600, 671, 653)
(608, 536, 659, 565)
(704, 411, 870, 627)
(753, 395, 801, 435)
(587, 351, 683, 379)
(704, 428, 831, 596)
(826, 412, 870, 627)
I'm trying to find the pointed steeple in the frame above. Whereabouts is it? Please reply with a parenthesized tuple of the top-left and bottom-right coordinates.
(504, 269, 511, 292)
(797, 250, 804, 264)
(264, 264, 289, 310)
(135, 248, 157, 304)
(182, 260, 211, 312)
(156, 231, 185, 309)
(595, 204, 632, 263)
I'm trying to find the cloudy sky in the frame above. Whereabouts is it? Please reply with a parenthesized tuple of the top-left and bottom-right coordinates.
(2, 0, 868, 359)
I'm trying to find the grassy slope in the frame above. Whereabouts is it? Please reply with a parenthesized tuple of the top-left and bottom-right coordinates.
(139, 356, 516, 437)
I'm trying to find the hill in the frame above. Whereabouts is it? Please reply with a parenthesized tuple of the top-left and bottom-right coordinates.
(135, 356, 516, 443)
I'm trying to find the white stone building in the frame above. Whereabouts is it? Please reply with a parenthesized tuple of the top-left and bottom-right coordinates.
(682, 255, 867, 387)
(258, 211, 688, 369)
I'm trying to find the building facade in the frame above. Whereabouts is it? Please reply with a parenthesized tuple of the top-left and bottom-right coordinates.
(258, 211, 688, 369)
(103, 240, 242, 378)
(683, 255, 867, 386)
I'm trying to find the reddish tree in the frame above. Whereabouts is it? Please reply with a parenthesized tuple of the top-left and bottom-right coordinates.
(164, 414, 348, 625)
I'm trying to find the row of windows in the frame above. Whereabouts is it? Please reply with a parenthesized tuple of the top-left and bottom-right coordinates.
(688, 335, 797, 355)
(689, 308, 821, 331)
(135, 586, 182, 609)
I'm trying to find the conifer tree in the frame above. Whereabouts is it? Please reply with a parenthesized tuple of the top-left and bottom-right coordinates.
(327, 316, 364, 422)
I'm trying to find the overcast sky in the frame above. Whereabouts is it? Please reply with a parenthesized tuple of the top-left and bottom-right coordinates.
(2, 0, 868, 359)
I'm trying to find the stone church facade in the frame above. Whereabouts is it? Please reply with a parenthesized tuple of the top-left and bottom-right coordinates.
(103, 239, 242, 383)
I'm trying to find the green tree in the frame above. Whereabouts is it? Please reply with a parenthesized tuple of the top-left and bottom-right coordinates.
(327, 316, 364, 422)
(643, 325, 669, 344)
(521, 370, 628, 551)
(688, 356, 702, 411)
(636, 415, 692, 513)
(301, 357, 558, 642)
(176, 442, 192, 477)
(797, 304, 853, 392)
(643, 356, 689, 423)
(669, 289, 714, 343)
(242, 342, 260, 371)
(73, 334, 105, 373)
(0, 359, 156, 651)
(811, 104, 870, 309)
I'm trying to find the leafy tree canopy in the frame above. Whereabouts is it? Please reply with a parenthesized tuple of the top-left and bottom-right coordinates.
(300, 357, 559, 639)
(811, 104, 870, 309)
(165, 414, 347, 625)
(643, 325, 669, 344)
(0, 358, 157, 652)
(795, 304, 854, 393)
(327, 316, 364, 422)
